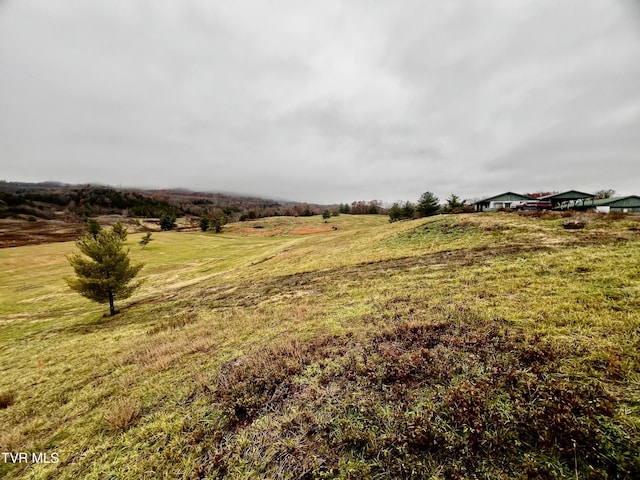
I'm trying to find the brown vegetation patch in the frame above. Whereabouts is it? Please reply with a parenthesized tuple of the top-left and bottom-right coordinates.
(213, 337, 339, 424)
(516, 210, 574, 219)
(194, 315, 637, 478)
(104, 397, 141, 432)
(0, 219, 86, 247)
(0, 215, 150, 247)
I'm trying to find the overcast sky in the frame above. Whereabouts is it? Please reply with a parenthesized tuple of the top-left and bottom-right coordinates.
(1, 1, 639, 204)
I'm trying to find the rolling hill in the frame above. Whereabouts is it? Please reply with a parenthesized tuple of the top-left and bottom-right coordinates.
(1, 212, 639, 478)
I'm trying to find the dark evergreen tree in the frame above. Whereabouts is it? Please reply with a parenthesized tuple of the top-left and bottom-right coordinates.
(388, 203, 403, 222)
(66, 226, 144, 316)
(402, 201, 416, 219)
(339, 203, 351, 214)
(159, 213, 176, 231)
(416, 191, 440, 217)
(442, 194, 467, 213)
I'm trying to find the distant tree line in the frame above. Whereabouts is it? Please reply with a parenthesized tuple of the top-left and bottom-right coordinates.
(388, 192, 475, 222)
(333, 201, 384, 215)
(0, 185, 290, 222)
(1, 181, 621, 227)
(0, 188, 180, 218)
(2, 183, 397, 224)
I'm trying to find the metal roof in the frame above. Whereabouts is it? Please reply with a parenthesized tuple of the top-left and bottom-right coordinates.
(564, 195, 640, 208)
(474, 192, 534, 204)
(539, 190, 594, 201)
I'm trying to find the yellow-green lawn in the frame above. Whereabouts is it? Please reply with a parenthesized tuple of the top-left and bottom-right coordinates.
(1, 213, 639, 479)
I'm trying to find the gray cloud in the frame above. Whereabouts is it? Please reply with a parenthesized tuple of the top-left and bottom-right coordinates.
(1, 0, 639, 203)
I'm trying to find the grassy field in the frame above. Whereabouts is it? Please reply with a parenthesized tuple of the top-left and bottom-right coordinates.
(1, 212, 639, 479)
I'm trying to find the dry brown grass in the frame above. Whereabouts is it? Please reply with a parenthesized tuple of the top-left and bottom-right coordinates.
(104, 397, 141, 432)
(290, 225, 335, 235)
(119, 331, 217, 372)
(0, 425, 24, 452)
(516, 209, 574, 219)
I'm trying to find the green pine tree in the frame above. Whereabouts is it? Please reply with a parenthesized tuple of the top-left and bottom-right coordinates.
(139, 232, 153, 249)
(416, 191, 440, 217)
(388, 203, 403, 222)
(159, 213, 176, 231)
(66, 226, 144, 316)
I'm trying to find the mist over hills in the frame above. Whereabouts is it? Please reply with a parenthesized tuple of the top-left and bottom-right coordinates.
(0, 180, 340, 221)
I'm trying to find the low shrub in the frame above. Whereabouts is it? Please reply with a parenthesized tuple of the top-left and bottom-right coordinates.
(0, 390, 16, 409)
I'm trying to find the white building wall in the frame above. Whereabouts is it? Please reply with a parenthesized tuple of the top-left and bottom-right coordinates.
(491, 201, 517, 209)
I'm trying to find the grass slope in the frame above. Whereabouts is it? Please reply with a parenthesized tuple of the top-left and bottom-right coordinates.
(1, 213, 639, 479)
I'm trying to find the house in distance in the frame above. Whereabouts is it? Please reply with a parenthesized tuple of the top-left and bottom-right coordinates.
(473, 190, 640, 213)
(473, 192, 534, 212)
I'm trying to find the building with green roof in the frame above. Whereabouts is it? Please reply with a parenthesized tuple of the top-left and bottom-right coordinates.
(473, 192, 534, 212)
(562, 196, 640, 213)
(538, 190, 595, 209)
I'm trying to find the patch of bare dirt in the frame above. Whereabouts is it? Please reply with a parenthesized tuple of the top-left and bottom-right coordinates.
(0, 219, 86, 248)
(0, 216, 155, 248)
